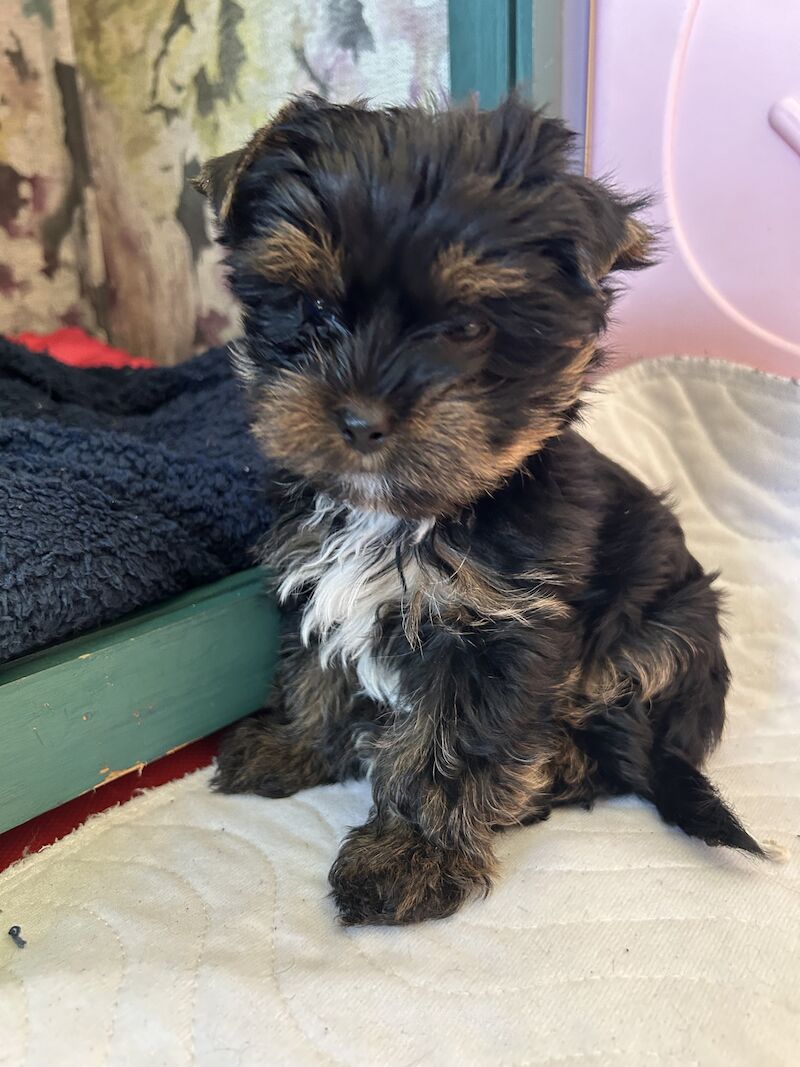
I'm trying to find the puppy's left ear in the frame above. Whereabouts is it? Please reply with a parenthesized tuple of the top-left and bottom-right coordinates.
(558, 176, 657, 290)
(191, 149, 243, 220)
(569, 176, 656, 284)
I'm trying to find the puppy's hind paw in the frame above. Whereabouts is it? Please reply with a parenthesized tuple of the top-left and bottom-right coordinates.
(213, 715, 331, 798)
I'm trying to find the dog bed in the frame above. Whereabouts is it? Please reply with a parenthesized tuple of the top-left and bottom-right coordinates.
(1, 356, 798, 1066)
(0, 338, 271, 664)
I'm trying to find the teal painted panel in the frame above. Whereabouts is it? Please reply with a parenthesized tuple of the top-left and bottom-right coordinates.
(449, 0, 511, 108)
(512, 0, 533, 99)
(0, 568, 281, 834)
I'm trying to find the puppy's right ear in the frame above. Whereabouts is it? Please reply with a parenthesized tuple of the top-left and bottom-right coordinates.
(193, 96, 335, 222)
(192, 148, 243, 220)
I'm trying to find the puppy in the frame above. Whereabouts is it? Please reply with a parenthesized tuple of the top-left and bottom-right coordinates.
(197, 95, 769, 925)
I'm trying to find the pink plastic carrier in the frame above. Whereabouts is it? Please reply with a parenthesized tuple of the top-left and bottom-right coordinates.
(587, 0, 800, 377)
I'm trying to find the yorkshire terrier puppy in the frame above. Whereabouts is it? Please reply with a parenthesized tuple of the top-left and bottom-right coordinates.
(197, 95, 770, 925)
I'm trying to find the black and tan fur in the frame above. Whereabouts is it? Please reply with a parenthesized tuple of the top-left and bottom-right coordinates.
(196, 95, 773, 925)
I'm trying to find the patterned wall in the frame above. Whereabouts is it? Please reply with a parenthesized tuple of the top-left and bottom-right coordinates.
(0, 0, 449, 363)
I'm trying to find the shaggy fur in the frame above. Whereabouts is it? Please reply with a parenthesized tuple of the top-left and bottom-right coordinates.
(198, 95, 768, 925)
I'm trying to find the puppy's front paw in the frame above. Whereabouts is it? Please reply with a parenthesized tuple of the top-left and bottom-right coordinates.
(213, 715, 330, 797)
(329, 814, 492, 926)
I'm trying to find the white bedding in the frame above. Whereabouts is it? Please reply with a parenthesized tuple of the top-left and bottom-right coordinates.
(1, 357, 798, 1067)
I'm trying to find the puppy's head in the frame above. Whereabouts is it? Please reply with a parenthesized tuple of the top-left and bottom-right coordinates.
(198, 95, 653, 519)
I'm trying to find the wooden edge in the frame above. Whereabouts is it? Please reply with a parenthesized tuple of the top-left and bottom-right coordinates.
(583, 0, 597, 175)
(0, 569, 281, 834)
(0, 567, 270, 683)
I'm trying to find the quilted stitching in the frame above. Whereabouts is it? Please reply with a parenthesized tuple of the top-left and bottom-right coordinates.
(0, 357, 797, 1066)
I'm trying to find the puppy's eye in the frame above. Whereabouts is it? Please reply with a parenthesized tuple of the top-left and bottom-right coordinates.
(302, 295, 342, 335)
(303, 295, 329, 321)
(445, 320, 489, 343)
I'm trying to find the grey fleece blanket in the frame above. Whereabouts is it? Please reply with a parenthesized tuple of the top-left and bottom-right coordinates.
(0, 338, 271, 664)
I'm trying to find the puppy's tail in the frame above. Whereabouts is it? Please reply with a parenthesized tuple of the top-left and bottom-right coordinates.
(572, 699, 785, 861)
(647, 748, 769, 857)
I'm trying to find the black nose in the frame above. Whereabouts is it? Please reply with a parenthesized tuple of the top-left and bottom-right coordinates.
(336, 404, 393, 454)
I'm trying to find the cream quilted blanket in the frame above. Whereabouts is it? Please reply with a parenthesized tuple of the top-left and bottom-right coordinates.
(1, 357, 798, 1066)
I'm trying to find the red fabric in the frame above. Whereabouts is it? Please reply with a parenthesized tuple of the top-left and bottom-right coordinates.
(0, 734, 221, 874)
(12, 326, 154, 368)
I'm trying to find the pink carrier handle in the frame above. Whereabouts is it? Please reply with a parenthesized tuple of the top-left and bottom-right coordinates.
(769, 97, 800, 159)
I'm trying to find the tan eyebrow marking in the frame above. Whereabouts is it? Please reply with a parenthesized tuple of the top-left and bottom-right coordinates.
(250, 221, 343, 296)
(433, 243, 529, 302)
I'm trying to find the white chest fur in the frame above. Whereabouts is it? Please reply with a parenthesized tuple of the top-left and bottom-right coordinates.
(277, 500, 430, 706)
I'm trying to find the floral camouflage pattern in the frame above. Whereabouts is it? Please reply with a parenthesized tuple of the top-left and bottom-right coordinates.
(0, 0, 448, 362)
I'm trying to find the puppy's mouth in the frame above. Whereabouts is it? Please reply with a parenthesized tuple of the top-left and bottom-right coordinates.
(338, 470, 391, 499)
(332, 469, 420, 517)
(330, 467, 473, 522)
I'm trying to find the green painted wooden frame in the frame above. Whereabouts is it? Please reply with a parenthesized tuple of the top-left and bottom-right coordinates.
(0, 569, 280, 834)
(448, 0, 533, 106)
